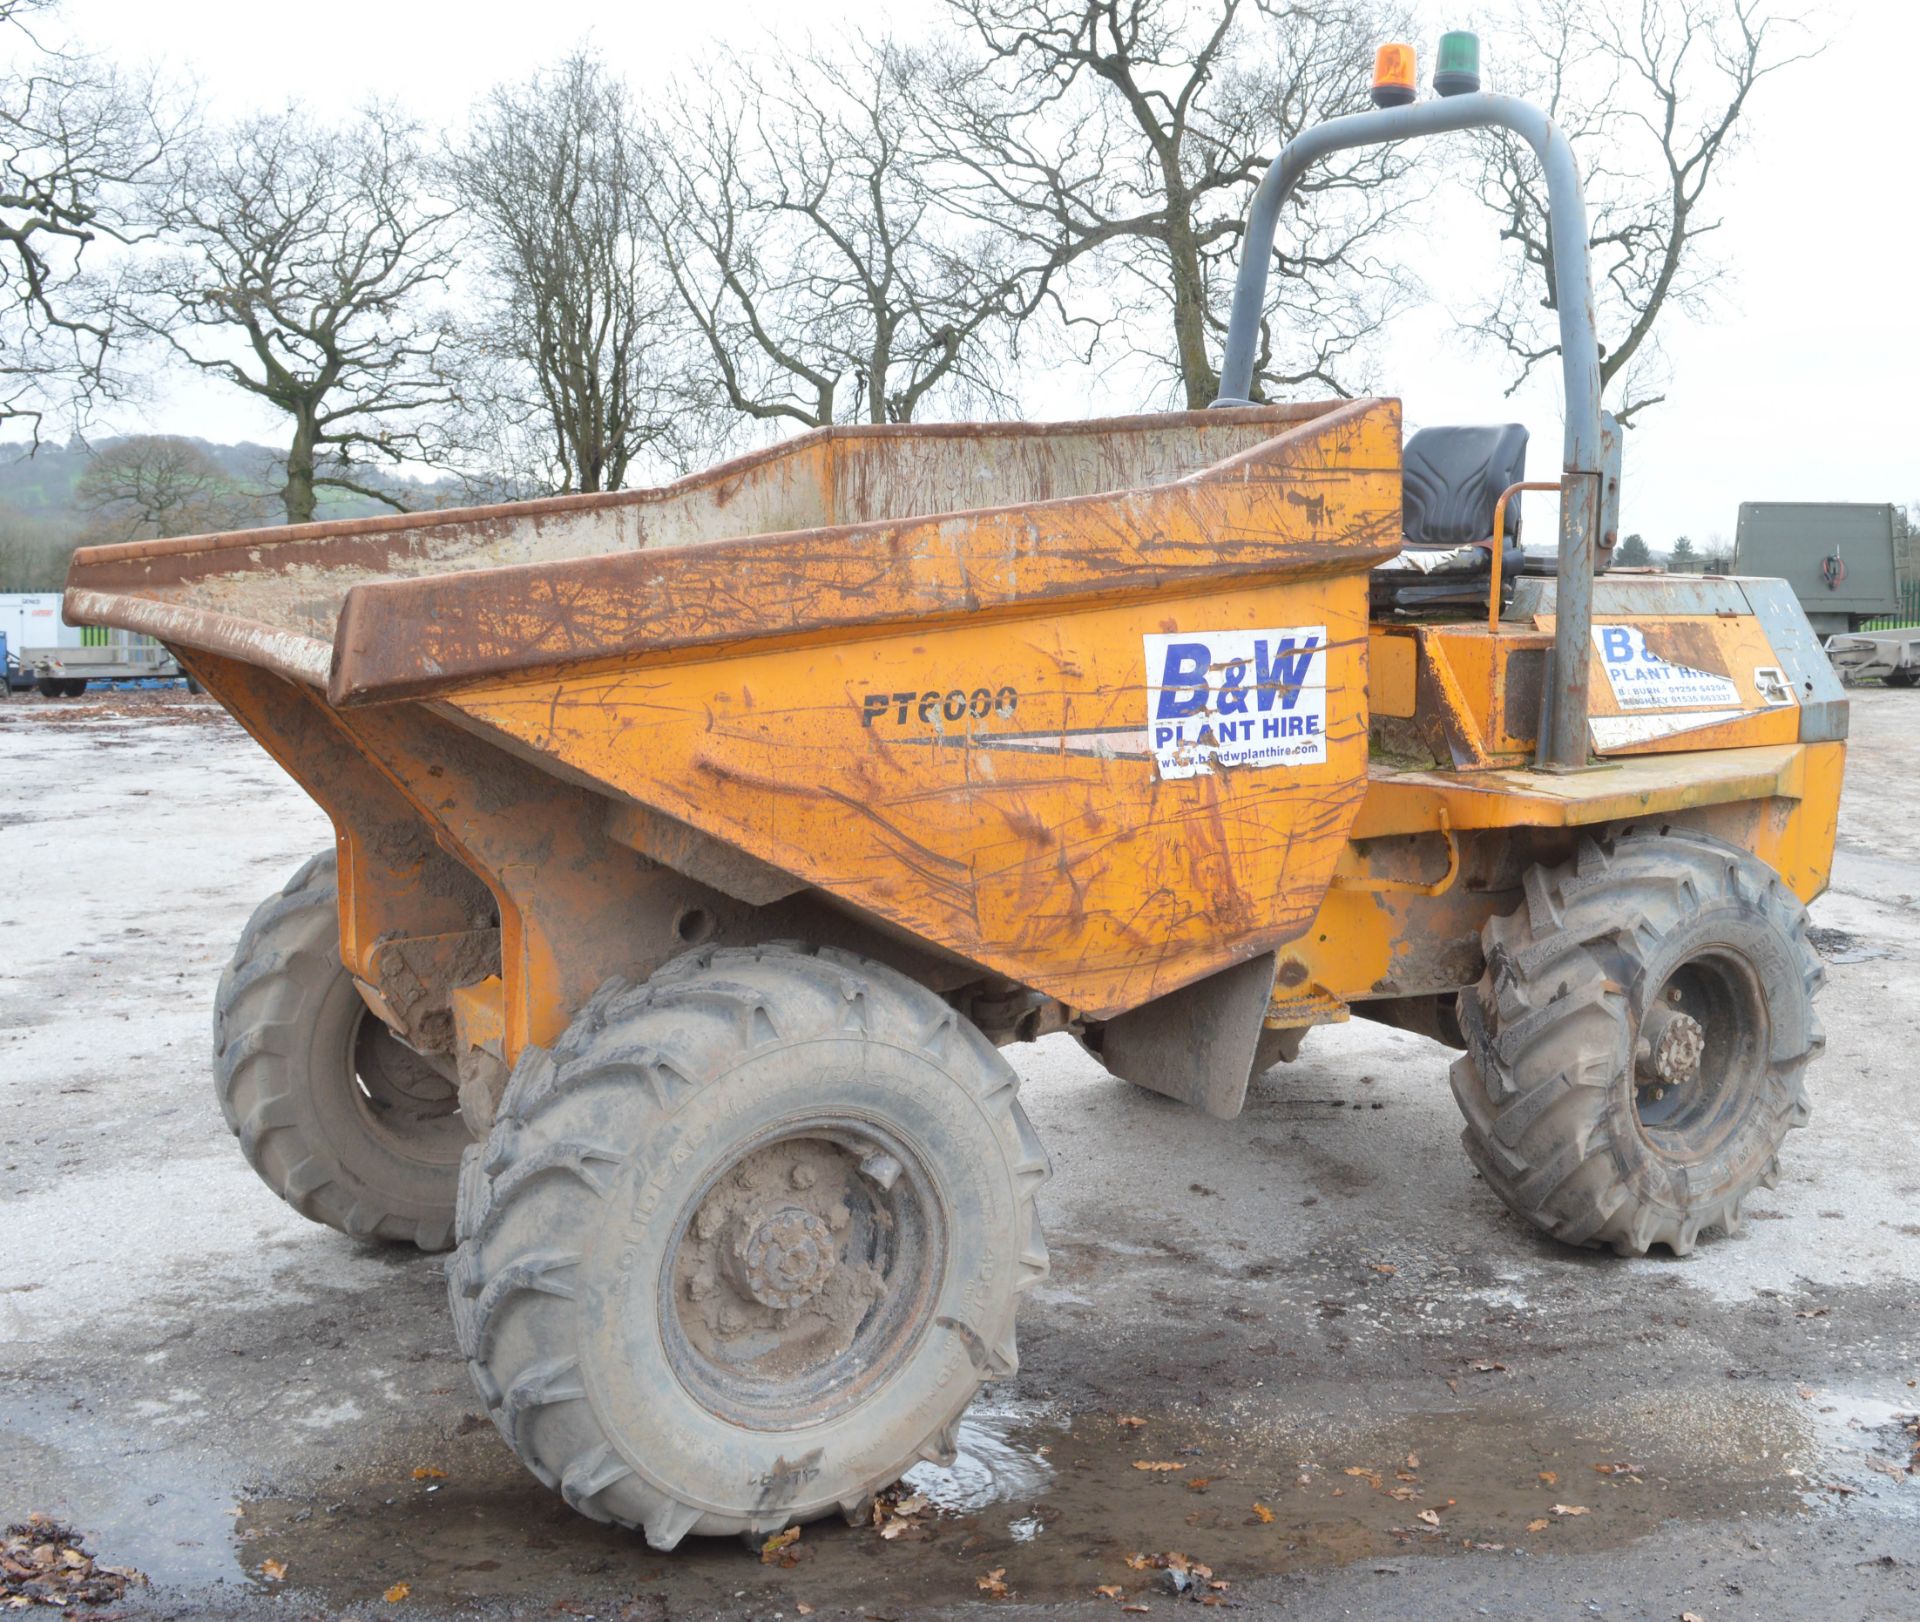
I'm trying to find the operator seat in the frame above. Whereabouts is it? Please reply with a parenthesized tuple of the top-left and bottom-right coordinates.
(1373, 423, 1529, 612)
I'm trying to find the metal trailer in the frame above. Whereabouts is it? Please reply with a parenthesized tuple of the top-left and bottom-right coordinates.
(23, 629, 183, 695)
(1824, 628, 1920, 687)
(0, 591, 182, 695)
(63, 62, 1846, 1551)
(1734, 501, 1901, 638)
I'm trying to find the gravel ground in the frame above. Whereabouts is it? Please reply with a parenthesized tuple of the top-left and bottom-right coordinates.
(1, 685, 1915, 1620)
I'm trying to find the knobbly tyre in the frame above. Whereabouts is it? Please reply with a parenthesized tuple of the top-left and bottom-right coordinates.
(64, 32, 1844, 1552)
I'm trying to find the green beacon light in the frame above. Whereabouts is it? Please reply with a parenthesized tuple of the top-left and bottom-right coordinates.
(1433, 30, 1481, 97)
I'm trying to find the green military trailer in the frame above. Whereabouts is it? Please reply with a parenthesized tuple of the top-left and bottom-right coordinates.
(1734, 501, 1901, 638)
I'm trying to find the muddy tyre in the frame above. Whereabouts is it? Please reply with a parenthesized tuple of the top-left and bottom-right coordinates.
(214, 851, 466, 1250)
(448, 944, 1050, 1549)
(1451, 831, 1823, 1257)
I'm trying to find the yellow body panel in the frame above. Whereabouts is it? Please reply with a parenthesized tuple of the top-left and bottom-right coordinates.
(452, 581, 1374, 1020)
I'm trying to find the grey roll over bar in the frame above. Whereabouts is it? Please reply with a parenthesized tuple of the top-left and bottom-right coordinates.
(1213, 91, 1602, 771)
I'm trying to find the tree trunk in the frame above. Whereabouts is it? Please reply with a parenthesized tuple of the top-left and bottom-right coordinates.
(283, 411, 319, 526)
(1160, 179, 1219, 409)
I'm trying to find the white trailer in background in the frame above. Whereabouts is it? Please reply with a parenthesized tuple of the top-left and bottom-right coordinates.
(0, 591, 181, 696)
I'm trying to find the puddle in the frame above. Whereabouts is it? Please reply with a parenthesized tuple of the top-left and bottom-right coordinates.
(1794, 1388, 1920, 1508)
(0, 1387, 245, 1592)
(6, 1382, 1914, 1613)
(901, 1394, 1058, 1513)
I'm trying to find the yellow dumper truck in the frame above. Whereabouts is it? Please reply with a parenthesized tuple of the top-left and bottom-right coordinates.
(65, 39, 1843, 1550)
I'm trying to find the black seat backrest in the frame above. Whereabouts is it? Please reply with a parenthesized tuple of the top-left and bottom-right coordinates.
(1402, 424, 1529, 550)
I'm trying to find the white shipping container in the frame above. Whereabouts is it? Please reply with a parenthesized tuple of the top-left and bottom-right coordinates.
(0, 593, 81, 655)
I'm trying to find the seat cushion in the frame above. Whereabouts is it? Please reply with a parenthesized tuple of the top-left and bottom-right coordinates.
(1402, 424, 1529, 551)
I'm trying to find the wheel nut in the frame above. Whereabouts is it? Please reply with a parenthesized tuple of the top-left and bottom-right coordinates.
(858, 1150, 903, 1191)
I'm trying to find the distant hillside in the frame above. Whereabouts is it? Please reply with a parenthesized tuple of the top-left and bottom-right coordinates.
(0, 434, 468, 590)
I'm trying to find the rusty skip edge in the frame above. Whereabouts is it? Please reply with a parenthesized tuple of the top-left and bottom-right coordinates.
(62, 587, 333, 689)
(324, 398, 1401, 707)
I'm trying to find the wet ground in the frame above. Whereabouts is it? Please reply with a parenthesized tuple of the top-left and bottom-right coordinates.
(3, 687, 1918, 1618)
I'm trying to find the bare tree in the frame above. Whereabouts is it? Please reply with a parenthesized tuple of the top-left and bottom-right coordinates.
(652, 36, 1059, 431)
(74, 434, 267, 541)
(1469, 0, 1819, 425)
(1, 0, 176, 443)
(446, 50, 708, 493)
(119, 102, 460, 524)
(926, 0, 1415, 410)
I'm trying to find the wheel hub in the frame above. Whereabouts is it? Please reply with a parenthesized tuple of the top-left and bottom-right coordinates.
(664, 1126, 941, 1422)
(1637, 994, 1706, 1092)
(729, 1205, 837, 1309)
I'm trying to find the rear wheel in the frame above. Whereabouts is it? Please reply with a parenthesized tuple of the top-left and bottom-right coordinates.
(1884, 670, 1917, 688)
(449, 944, 1050, 1549)
(1451, 831, 1822, 1256)
(214, 851, 467, 1250)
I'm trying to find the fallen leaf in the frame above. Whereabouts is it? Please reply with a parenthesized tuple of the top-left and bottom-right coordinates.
(1252, 1502, 1275, 1524)
(1469, 1360, 1509, 1374)
(1124, 1608, 1150, 1615)
(1185, 1477, 1212, 1492)
(1133, 1461, 1182, 1472)
(978, 1567, 1009, 1598)
(1370, 1263, 1397, 1275)
(1344, 1467, 1384, 1489)
(1330, 1487, 1345, 1497)
(410, 1466, 447, 1481)
(1405, 1452, 1421, 1470)
(1551, 1504, 1590, 1517)
(796, 1606, 814, 1616)
(1796, 1385, 1816, 1401)
(1095, 1585, 1124, 1599)
(760, 1527, 801, 1565)
(1593, 1462, 1643, 1477)
(1816, 1482, 1859, 1495)
(1538, 1470, 1558, 1486)
(1682, 1613, 1706, 1622)
(384, 1584, 411, 1604)
(1387, 1486, 1419, 1502)
(1525, 1518, 1551, 1532)
(1117, 1416, 1148, 1428)
(1865, 1457, 1909, 1480)
(1797, 1307, 1829, 1319)
(1415, 1509, 1441, 1527)
(259, 1559, 287, 1582)
(1124, 1553, 1153, 1570)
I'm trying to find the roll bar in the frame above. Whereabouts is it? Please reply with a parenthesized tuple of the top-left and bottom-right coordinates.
(1214, 92, 1601, 771)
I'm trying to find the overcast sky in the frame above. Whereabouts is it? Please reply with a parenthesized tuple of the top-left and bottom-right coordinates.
(50, 0, 1918, 546)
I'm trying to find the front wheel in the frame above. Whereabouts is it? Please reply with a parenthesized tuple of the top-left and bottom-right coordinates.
(213, 851, 468, 1250)
(449, 944, 1050, 1549)
(1451, 831, 1823, 1257)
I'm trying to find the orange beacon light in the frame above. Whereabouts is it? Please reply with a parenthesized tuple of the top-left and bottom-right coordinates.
(1370, 43, 1417, 108)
